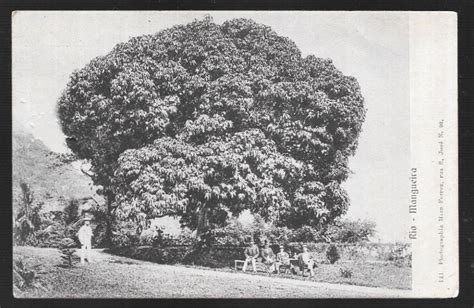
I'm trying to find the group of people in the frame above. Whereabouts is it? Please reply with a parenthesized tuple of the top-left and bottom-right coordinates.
(243, 239, 316, 277)
(77, 216, 317, 278)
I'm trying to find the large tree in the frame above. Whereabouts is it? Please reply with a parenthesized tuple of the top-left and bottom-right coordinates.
(58, 17, 366, 238)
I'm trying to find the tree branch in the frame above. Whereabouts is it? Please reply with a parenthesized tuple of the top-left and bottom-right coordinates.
(111, 203, 119, 214)
(89, 195, 102, 206)
(80, 165, 94, 178)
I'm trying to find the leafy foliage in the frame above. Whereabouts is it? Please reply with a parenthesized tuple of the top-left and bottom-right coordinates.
(291, 225, 325, 242)
(325, 219, 376, 243)
(111, 220, 141, 247)
(138, 228, 196, 247)
(14, 194, 109, 249)
(58, 17, 366, 234)
(13, 257, 47, 293)
(211, 216, 376, 246)
(339, 266, 353, 278)
(63, 199, 80, 225)
(326, 244, 340, 264)
(106, 246, 191, 265)
(14, 182, 43, 245)
(58, 237, 80, 268)
(35, 221, 68, 248)
(385, 244, 412, 267)
(13, 258, 35, 289)
(211, 215, 292, 246)
(139, 228, 157, 246)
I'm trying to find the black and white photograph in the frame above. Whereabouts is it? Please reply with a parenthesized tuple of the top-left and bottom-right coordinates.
(12, 11, 457, 298)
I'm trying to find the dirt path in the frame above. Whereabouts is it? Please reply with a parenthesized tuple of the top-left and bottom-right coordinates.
(14, 247, 412, 298)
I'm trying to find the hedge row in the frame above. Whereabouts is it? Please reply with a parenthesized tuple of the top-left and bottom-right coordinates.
(105, 242, 412, 268)
(285, 242, 412, 266)
(106, 246, 191, 264)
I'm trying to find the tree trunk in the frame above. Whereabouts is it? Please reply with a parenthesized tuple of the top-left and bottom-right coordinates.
(104, 195, 113, 247)
(196, 206, 209, 239)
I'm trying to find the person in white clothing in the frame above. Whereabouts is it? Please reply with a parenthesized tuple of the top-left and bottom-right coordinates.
(78, 217, 93, 263)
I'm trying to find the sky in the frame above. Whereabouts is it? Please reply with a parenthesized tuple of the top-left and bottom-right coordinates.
(12, 11, 410, 242)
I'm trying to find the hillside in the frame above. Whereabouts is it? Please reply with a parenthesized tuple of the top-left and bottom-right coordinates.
(12, 120, 102, 213)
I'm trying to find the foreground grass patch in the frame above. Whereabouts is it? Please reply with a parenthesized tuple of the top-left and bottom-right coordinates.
(14, 246, 411, 298)
(103, 246, 411, 290)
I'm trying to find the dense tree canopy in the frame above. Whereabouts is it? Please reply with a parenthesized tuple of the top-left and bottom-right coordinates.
(58, 17, 366, 234)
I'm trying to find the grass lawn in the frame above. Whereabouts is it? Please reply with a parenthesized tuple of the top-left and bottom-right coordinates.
(13, 246, 411, 298)
(182, 261, 411, 290)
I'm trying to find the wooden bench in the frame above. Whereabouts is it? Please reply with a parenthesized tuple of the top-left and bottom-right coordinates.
(234, 260, 245, 271)
(234, 258, 296, 274)
(290, 258, 318, 277)
(234, 259, 271, 272)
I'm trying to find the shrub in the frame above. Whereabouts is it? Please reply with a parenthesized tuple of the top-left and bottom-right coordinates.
(175, 229, 197, 245)
(106, 244, 246, 268)
(13, 257, 49, 296)
(13, 190, 112, 249)
(291, 226, 324, 242)
(106, 246, 192, 264)
(35, 223, 67, 248)
(30, 207, 82, 249)
(326, 244, 340, 264)
(265, 226, 295, 245)
(158, 247, 191, 264)
(211, 218, 250, 246)
(13, 258, 35, 290)
(64, 199, 80, 225)
(90, 222, 107, 248)
(111, 220, 140, 247)
(14, 182, 43, 245)
(58, 237, 79, 268)
(111, 233, 133, 247)
(404, 253, 412, 268)
(211, 215, 299, 247)
(139, 228, 157, 246)
(137, 227, 196, 247)
(385, 244, 412, 267)
(339, 267, 353, 278)
(325, 219, 376, 243)
(185, 246, 244, 268)
(211, 215, 375, 248)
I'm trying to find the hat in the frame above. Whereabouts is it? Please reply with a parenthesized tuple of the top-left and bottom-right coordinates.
(83, 216, 92, 221)
(279, 245, 284, 248)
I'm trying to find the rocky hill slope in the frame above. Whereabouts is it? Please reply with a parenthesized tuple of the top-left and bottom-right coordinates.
(13, 120, 101, 213)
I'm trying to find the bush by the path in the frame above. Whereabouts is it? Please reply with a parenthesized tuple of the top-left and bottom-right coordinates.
(13, 258, 36, 291)
(58, 238, 80, 268)
(326, 245, 340, 264)
(13, 256, 48, 295)
(106, 244, 249, 268)
(106, 246, 192, 265)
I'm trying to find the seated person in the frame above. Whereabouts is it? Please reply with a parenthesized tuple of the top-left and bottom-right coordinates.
(261, 241, 277, 273)
(243, 238, 259, 272)
(276, 245, 291, 273)
(298, 245, 316, 277)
